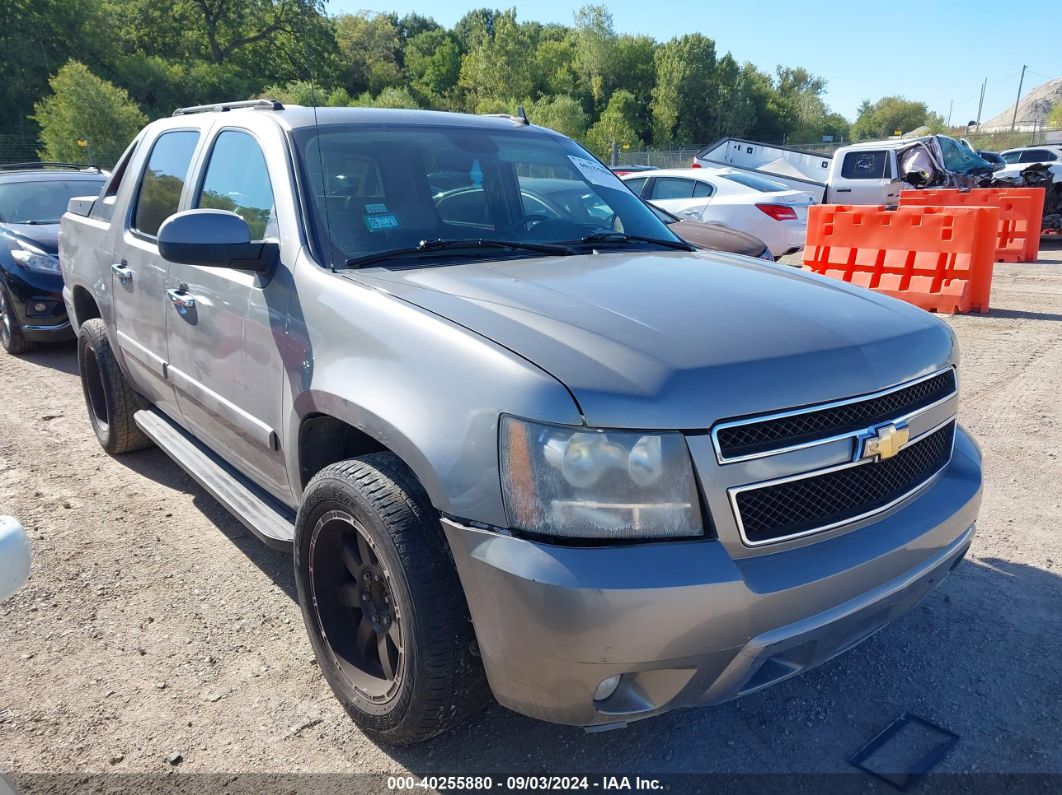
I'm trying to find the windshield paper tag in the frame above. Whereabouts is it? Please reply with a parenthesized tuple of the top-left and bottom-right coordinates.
(364, 214, 399, 231)
(568, 155, 624, 189)
(364, 203, 389, 214)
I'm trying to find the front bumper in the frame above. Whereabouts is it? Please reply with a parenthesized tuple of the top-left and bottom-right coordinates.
(443, 429, 981, 727)
(1, 268, 72, 342)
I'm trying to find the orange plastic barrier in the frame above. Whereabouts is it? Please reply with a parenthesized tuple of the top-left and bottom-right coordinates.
(803, 204, 1000, 314)
(898, 187, 1044, 263)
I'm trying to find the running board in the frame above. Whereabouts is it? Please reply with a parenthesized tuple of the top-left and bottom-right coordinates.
(134, 408, 295, 549)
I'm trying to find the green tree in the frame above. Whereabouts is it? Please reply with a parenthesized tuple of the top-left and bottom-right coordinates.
(573, 5, 615, 105)
(261, 80, 352, 106)
(0, 0, 100, 135)
(586, 90, 641, 159)
(405, 29, 463, 105)
(32, 61, 147, 167)
(458, 9, 533, 110)
(533, 27, 580, 98)
(772, 66, 830, 141)
(335, 12, 403, 96)
(612, 35, 656, 140)
(527, 95, 588, 140)
(651, 34, 717, 145)
(852, 96, 933, 140)
(368, 86, 419, 109)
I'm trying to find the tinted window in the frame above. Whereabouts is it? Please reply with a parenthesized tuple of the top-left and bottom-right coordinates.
(0, 178, 106, 224)
(720, 172, 787, 193)
(651, 178, 700, 200)
(133, 131, 199, 236)
(840, 150, 888, 180)
(1018, 149, 1057, 163)
(623, 177, 648, 195)
(196, 131, 277, 240)
(1001, 151, 1021, 164)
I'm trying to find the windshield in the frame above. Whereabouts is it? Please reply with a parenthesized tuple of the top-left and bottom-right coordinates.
(294, 124, 682, 267)
(0, 178, 105, 224)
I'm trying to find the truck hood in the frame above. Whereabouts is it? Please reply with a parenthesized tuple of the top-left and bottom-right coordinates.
(350, 251, 956, 429)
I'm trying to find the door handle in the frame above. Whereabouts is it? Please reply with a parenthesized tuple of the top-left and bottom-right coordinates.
(835, 188, 852, 193)
(111, 263, 133, 285)
(166, 287, 195, 310)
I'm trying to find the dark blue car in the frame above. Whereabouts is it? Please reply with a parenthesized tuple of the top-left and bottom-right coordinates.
(0, 163, 107, 354)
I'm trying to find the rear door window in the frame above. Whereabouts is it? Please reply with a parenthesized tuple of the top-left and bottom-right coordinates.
(650, 178, 701, 200)
(840, 150, 888, 179)
(1018, 149, 1057, 163)
(623, 177, 648, 195)
(194, 130, 277, 240)
(132, 130, 200, 237)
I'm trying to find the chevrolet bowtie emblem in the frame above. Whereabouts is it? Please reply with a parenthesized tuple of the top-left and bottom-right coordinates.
(862, 422, 910, 461)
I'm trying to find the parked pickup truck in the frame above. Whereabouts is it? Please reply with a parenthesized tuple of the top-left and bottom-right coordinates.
(60, 100, 982, 745)
(693, 135, 997, 205)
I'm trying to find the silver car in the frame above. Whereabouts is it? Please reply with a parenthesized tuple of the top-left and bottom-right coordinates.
(59, 102, 982, 745)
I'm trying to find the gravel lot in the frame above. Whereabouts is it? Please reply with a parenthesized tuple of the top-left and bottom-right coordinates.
(1, 245, 1060, 789)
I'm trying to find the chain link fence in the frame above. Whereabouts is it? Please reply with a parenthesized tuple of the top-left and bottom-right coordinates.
(0, 135, 42, 164)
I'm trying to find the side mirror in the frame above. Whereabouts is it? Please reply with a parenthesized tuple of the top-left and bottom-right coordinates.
(157, 209, 277, 273)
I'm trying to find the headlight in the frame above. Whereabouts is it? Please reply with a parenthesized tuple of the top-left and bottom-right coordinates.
(11, 249, 61, 274)
(758, 247, 774, 261)
(499, 416, 703, 540)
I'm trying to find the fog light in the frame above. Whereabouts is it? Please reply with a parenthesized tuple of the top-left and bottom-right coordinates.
(593, 674, 621, 702)
(33, 302, 47, 314)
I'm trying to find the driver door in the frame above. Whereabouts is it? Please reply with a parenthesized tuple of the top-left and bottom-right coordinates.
(163, 128, 291, 499)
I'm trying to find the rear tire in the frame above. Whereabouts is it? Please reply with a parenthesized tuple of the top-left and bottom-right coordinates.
(77, 318, 152, 454)
(294, 453, 488, 746)
(0, 284, 38, 355)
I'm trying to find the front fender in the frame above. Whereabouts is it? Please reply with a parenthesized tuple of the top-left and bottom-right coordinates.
(283, 255, 582, 527)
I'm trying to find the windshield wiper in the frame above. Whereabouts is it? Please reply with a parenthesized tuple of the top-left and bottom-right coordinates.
(12, 220, 58, 225)
(575, 231, 694, 251)
(343, 238, 575, 269)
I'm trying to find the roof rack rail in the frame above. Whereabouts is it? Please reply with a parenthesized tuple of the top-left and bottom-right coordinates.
(0, 161, 101, 173)
(172, 98, 284, 117)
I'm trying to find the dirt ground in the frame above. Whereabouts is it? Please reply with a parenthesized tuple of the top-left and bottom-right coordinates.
(1, 245, 1060, 790)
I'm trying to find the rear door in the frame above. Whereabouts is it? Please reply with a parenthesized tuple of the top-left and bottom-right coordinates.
(163, 127, 291, 499)
(112, 129, 201, 419)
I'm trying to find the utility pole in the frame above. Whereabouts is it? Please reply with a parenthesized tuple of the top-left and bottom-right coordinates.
(976, 77, 987, 129)
(947, 100, 953, 128)
(1010, 64, 1028, 132)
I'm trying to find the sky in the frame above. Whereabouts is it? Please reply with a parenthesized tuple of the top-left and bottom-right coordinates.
(327, 0, 1062, 124)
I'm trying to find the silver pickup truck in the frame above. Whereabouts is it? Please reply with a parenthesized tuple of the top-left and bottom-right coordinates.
(59, 100, 982, 745)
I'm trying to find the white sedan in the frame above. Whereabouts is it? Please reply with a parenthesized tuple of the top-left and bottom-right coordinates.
(0, 516, 31, 601)
(621, 167, 814, 258)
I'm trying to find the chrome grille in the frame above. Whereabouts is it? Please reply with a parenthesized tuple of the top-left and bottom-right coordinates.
(733, 421, 955, 545)
(714, 370, 956, 461)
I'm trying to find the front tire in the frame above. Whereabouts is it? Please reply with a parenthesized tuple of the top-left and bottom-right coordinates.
(294, 453, 488, 745)
(77, 318, 152, 454)
(0, 284, 38, 355)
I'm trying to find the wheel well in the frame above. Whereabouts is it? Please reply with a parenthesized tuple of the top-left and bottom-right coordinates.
(72, 286, 100, 327)
(298, 414, 388, 488)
